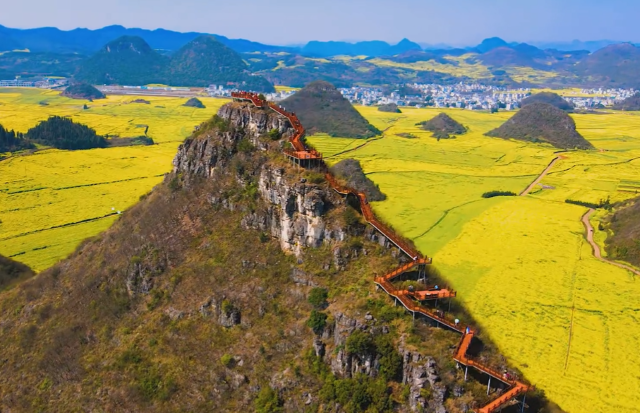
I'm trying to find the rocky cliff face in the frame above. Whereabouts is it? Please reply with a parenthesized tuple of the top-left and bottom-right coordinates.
(171, 102, 454, 412)
(243, 166, 346, 255)
(313, 311, 449, 413)
(173, 102, 292, 178)
(174, 102, 347, 256)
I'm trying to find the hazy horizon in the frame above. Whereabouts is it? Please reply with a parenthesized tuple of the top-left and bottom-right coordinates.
(2, 0, 639, 46)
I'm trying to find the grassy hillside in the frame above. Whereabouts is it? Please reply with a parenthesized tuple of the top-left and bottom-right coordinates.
(330, 158, 386, 201)
(419, 113, 467, 138)
(603, 196, 640, 266)
(520, 92, 574, 111)
(486, 103, 593, 149)
(166, 36, 274, 92)
(62, 83, 105, 100)
(281, 81, 381, 138)
(75, 36, 169, 85)
(378, 103, 401, 113)
(573, 43, 640, 88)
(76, 35, 274, 92)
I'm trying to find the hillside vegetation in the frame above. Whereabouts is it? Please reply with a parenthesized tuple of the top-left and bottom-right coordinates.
(75, 36, 169, 85)
(520, 92, 574, 111)
(378, 103, 401, 113)
(604, 196, 640, 266)
(330, 159, 386, 201)
(573, 43, 640, 88)
(183, 97, 205, 108)
(613, 92, 640, 111)
(419, 113, 466, 139)
(486, 103, 594, 149)
(281, 81, 381, 138)
(62, 83, 106, 100)
(76, 35, 274, 92)
(26, 116, 107, 150)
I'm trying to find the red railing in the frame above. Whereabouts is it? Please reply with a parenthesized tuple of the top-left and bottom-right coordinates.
(231, 91, 532, 412)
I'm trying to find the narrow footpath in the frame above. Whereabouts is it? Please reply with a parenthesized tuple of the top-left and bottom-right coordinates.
(582, 208, 640, 276)
(520, 156, 561, 196)
(232, 92, 532, 413)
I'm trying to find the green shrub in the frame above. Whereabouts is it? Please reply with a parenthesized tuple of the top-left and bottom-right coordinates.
(268, 128, 281, 141)
(374, 335, 402, 381)
(306, 171, 326, 184)
(255, 385, 283, 413)
(344, 207, 360, 228)
(237, 138, 255, 153)
(220, 353, 234, 368)
(320, 374, 392, 413)
(306, 310, 328, 334)
(482, 190, 517, 198)
(308, 287, 329, 308)
(221, 299, 235, 315)
(346, 330, 374, 355)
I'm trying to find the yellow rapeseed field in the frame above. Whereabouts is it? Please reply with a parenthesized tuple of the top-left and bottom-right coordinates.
(0, 88, 229, 270)
(3, 87, 640, 411)
(309, 104, 640, 412)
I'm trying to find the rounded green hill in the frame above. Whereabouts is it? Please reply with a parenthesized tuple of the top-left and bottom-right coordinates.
(378, 103, 401, 113)
(486, 102, 593, 149)
(62, 83, 105, 100)
(183, 98, 206, 108)
(280, 80, 381, 138)
(419, 113, 466, 139)
(520, 92, 574, 111)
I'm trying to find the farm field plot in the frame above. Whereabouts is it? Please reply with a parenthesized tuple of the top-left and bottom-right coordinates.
(0, 89, 229, 270)
(435, 198, 640, 413)
(309, 106, 556, 251)
(532, 112, 640, 204)
(309, 105, 640, 412)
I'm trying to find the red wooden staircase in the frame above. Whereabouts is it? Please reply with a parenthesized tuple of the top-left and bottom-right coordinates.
(231, 91, 533, 412)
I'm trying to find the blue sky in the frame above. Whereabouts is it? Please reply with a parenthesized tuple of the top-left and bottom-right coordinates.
(2, 0, 638, 45)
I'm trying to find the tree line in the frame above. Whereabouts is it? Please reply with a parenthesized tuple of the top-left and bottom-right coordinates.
(0, 125, 34, 153)
(0, 116, 107, 153)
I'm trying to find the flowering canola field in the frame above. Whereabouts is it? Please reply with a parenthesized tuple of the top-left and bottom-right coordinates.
(0, 88, 229, 270)
(309, 106, 640, 413)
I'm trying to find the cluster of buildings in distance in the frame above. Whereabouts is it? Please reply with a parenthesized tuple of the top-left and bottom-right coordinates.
(340, 83, 637, 110)
(0, 77, 68, 88)
(1, 77, 635, 111)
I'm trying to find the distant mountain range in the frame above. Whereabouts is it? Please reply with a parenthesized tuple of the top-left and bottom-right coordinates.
(1, 23, 640, 89)
(75, 35, 274, 91)
(0, 24, 292, 54)
(0, 24, 637, 56)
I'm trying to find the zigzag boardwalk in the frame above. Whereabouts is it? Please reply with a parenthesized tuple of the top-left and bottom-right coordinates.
(232, 92, 532, 412)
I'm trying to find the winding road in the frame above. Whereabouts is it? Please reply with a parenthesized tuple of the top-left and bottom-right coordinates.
(582, 208, 640, 276)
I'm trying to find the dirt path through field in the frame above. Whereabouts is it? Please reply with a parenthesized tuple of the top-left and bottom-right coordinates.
(582, 208, 640, 275)
(520, 156, 561, 196)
